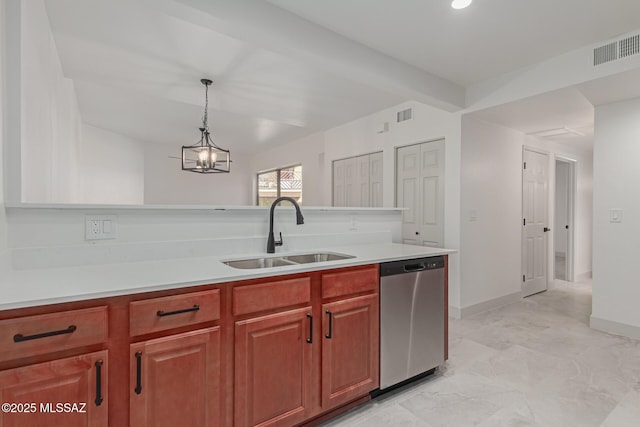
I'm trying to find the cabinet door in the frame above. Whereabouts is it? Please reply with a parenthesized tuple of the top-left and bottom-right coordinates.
(235, 307, 313, 427)
(322, 294, 379, 410)
(130, 327, 221, 427)
(0, 350, 108, 427)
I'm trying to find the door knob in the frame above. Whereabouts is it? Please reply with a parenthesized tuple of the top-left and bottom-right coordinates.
(415, 231, 420, 235)
(543, 227, 551, 232)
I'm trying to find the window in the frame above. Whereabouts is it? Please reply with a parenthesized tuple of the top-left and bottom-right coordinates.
(257, 165, 302, 206)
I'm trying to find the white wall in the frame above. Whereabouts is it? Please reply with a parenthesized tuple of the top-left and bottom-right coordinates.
(251, 101, 462, 310)
(20, 0, 83, 203)
(143, 143, 252, 205)
(78, 124, 145, 204)
(591, 97, 640, 338)
(322, 101, 462, 310)
(460, 115, 593, 312)
(250, 132, 325, 206)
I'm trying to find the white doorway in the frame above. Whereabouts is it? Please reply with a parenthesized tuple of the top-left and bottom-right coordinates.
(554, 158, 576, 282)
(395, 139, 445, 247)
(522, 147, 550, 297)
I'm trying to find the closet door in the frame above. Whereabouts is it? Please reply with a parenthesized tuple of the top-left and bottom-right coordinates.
(396, 140, 445, 247)
(332, 159, 346, 207)
(369, 152, 383, 207)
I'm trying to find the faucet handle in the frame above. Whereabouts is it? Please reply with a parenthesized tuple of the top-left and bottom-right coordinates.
(275, 232, 283, 247)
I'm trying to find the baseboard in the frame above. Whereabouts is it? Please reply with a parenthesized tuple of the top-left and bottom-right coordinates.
(458, 291, 522, 318)
(590, 316, 640, 340)
(576, 271, 592, 281)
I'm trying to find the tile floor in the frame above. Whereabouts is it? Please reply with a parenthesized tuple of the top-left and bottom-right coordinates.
(322, 279, 640, 427)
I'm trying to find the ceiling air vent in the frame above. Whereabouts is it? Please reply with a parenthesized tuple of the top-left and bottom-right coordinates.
(619, 34, 640, 58)
(397, 108, 412, 123)
(594, 34, 640, 66)
(594, 42, 617, 66)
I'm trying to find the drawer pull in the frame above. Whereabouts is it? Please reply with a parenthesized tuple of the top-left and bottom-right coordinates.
(156, 304, 200, 317)
(13, 325, 77, 343)
(306, 313, 313, 344)
(135, 351, 142, 395)
(95, 360, 104, 406)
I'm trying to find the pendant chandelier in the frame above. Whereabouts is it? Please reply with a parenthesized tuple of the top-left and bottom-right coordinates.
(182, 79, 231, 173)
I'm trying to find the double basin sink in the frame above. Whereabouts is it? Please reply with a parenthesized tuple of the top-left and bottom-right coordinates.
(223, 252, 354, 269)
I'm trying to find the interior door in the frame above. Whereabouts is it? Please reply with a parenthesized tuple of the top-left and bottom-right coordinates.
(356, 155, 370, 207)
(369, 152, 383, 207)
(396, 140, 445, 247)
(522, 148, 549, 297)
(332, 159, 345, 207)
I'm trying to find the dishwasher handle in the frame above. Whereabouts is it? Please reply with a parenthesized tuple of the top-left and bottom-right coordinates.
(403, 263, 426, 273)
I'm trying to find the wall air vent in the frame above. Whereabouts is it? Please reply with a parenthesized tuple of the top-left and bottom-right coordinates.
(397, 108, 413, 123)
(619, 34, 640, 58)
(594, 34, 640, 66)
(594, 42, 617, 66)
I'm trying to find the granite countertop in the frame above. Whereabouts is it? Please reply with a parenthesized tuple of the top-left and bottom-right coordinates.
(0, 243, 454, 311)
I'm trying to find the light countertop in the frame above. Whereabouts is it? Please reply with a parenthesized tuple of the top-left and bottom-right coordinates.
(0, 243, 454, 311)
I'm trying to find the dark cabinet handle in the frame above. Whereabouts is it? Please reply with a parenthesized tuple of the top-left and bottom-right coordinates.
(325, 310, 333, 339)
(135, 351, 142, 395)
(306, 313, 313, 344)
(13, 325, 77, 342)
(95, 360, 104, 406)
(157, 304, 199, 317)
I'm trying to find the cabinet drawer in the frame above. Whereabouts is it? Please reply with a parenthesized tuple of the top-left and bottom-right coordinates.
(130, 289, 220, 337)
(321, 265, 379, 299)
(0, 306, 108, 363)
(233, 277, 311, 316)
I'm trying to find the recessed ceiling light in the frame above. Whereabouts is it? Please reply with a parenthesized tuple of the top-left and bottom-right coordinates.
(451, 0, 472, 9)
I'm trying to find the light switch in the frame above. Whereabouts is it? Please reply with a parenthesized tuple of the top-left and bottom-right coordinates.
(610, 209, 622, 223)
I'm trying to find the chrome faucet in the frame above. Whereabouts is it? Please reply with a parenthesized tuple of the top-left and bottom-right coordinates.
(267, 197, 304, 253)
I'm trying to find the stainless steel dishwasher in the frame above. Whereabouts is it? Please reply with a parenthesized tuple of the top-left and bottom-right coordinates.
(378, 256, 445, 392)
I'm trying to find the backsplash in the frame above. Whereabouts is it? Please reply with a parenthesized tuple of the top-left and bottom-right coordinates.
(5, 205, 401, 270)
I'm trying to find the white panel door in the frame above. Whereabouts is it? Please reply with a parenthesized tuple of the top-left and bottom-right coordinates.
(396, 140, 445, 247)
(369, 152, 383, 207)
(396, 144, 420, 245)
(522, 148, 549, 297)
(419, 140, 445, 247)
(356, 155, 370, 207)
(344, 157, 357, 207)
(332, 159, 346, 207)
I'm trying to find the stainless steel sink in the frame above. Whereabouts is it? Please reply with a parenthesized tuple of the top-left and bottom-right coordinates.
(222, 252, 354, 269)
(282, 253, 355, 264)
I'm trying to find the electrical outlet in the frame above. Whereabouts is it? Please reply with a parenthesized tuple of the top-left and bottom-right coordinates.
(85, 215, 117, 240)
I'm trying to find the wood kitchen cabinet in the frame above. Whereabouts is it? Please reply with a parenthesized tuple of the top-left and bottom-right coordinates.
(129, 327, 221, 427)
(321, 293, 379, 410)
(0, 350, 108, 427)
(234, 307, 313, 427)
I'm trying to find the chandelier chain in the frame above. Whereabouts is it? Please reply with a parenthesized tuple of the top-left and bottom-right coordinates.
(202, 83, 209, 132)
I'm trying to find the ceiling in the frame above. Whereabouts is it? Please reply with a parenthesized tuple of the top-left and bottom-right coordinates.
(41, 0, 640, 153)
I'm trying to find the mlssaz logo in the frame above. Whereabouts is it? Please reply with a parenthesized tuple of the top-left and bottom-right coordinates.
(40, 402, 87, 413)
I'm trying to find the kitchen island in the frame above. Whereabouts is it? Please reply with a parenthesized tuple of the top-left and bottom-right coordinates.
(0, 241, 452, 427)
